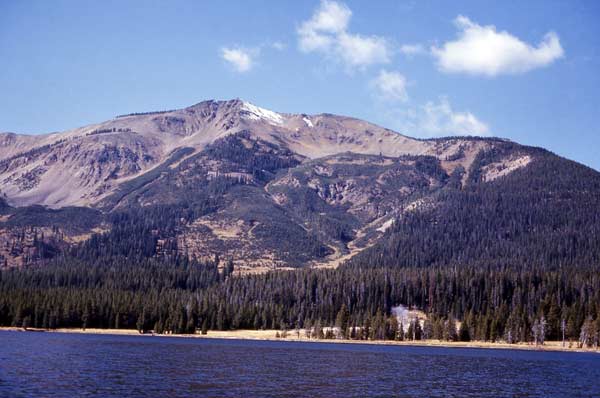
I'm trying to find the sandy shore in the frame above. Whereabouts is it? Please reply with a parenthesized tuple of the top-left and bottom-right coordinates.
(1, 327, 597, 354)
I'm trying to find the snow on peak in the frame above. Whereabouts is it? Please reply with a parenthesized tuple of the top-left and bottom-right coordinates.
(240, 101, 283, 125)
(303, 116, 314, 128)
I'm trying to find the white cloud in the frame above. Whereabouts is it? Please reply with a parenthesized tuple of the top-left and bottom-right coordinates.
(271, 41, 287, 51)
(419, 97, 489, 136)
(300, 0, 351, 36)
(297, 0, 350, 52)
(221, 47, 257, 73)
(399, 43, 426, 56)
(337, 33, 390, 67)
(371, 70, 408, 102)
(298, 0, 390, 69)
(220, 41, 285, 72)
(432, 15, 564, 76)
(381, 97, 490, 138)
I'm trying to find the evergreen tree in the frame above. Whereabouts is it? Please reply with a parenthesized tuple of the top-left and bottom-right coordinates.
(335, 304, 350, 339)
(458, 320, 470, 342)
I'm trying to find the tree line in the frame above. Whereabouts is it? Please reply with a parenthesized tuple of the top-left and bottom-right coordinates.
(1, 256, 598, 348)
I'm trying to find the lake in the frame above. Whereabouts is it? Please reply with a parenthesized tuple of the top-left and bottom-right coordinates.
(0, 331, 599, 397)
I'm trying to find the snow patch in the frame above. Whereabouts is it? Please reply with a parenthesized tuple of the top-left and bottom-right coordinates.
(303, 117, 314, 128)
(241, 102, 283, 125)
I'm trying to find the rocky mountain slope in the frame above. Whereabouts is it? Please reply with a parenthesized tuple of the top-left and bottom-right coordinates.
(1, 99, 597, 271)
(0, 99, 490, 208)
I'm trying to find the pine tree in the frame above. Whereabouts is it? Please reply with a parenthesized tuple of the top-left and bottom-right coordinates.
(223, 259, 235, 279)
(362, 316, 371, 340)
(387, 316, 399, 340)
(335, 304, 349, 339)
(422, 319, 433, 340)
(458, 320, 470, 342)
(136, 311, 146, 333)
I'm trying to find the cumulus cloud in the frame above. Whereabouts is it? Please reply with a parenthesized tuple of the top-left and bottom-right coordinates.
(221, 47, 257, 73)
(298, 0, 390, 69)
(220, 41, 285, 73)
(432, 15, 564, 76)
(399, 44, 426, 56)
(337, 33, 390, 67)
(371, 70, 408, 102)
(381, 97, 490, 138)
(419, 97, 489, 136)
(270, 41, 287, 51)
(298, 0, 351, 52)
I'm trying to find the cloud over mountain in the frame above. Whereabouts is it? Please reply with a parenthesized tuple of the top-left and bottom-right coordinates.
(419, 97, 490, 136)
(370, 70, 408, 102)
(221, 47, 257, 73)
(432, 16, 564, 76)
(298, 0, 390, 69)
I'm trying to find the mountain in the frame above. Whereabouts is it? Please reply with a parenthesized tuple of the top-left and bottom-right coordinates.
(1, 99, 599, 271)
(0, 99, 475, 208)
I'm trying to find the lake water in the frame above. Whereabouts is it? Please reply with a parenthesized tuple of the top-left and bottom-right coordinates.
(1, 331, 599, 397)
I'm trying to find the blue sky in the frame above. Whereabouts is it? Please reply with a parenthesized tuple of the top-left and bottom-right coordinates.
(1, 0, 599, 170)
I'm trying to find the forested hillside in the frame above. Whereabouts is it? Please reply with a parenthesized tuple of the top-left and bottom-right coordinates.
(1, 256, 599, 346)
(350, 147, 600, 269)
(1, 100, 600, 348)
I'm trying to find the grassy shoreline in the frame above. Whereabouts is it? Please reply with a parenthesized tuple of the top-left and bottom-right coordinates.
(2, 326, 598, 354)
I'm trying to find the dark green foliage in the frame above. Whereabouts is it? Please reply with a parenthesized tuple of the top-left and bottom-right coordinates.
(2, 206, 102, 232)
(1, 137, 600, 344)
(2, 259, 599, 344)
(459, 318, 471, 341)
(203, 131, 301, 182)
(223, 259, 234, 279)
(88, 127, 132, 136)
(414, 155, 449, 182)
(0, 204, 104, 265)
(100, 146, 195, 210)
(115, 110, 177, 118)
(0, 196, 10, 214)
(0, 141, 65, 173)
(350, 150, 600, 270)
(85, 132, 330, 265)
(0, 256, 220, 332)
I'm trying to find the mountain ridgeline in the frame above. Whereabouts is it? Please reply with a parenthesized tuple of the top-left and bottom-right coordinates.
(1, 99, 598, 271)
(1, 99, 599, 345)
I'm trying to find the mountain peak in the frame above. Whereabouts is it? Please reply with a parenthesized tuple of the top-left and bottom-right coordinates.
(239, 101, 284, 126)
(0, 98, 536, 209)
(1, 97, 598, 272)
(186, 99, 284, 125)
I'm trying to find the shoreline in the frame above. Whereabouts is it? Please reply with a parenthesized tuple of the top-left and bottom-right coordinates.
(1, 327, 598, 354)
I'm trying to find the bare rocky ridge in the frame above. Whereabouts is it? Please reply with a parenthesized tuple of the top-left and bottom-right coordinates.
(0, 99, 506, 208)
(0, 99, 537, 269)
